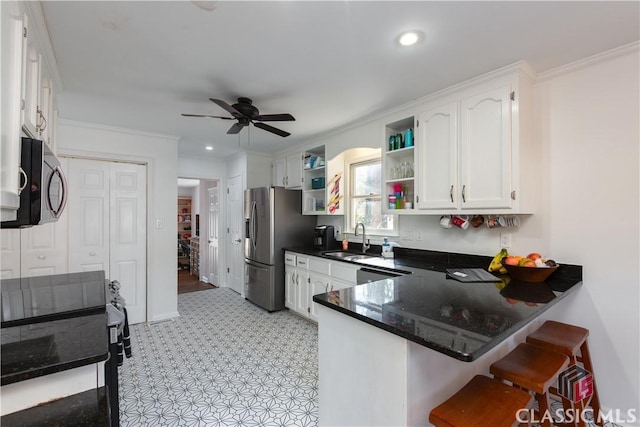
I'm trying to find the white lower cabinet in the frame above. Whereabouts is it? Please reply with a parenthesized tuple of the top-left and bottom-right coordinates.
(309, 271, 331, 322)
(284, 253, 297, 309)
(285, 251, 358, 322)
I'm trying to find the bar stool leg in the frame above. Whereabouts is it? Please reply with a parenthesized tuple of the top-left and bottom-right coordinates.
(579, 343, 602, 426)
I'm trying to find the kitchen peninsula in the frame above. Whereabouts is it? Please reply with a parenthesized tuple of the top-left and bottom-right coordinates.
(0, 271, 113, 426)
(312, 250, 582, 426)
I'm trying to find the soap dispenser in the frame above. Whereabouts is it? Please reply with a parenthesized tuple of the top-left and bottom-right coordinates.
(382, 238, 393, 258)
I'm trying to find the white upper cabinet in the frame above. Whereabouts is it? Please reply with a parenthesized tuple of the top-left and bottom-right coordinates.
(21, 13, 41, 139)
(272, 152, 303, 189)
(0, 2, 26, 220)
(459, 86, 513, 209)
(415, 63, 536, 214)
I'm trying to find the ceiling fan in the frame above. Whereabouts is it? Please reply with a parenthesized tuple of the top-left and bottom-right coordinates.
(182, 97, 295, 137)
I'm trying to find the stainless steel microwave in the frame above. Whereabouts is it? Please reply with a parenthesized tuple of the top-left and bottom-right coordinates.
(1, 138, 68, 228)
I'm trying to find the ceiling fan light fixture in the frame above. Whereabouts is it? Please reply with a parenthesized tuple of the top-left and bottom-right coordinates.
(205, 146, 213, 151)
(398, 31, 422, 47)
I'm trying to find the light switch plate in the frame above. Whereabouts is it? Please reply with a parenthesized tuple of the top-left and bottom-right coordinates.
(500, 232, 512, 248)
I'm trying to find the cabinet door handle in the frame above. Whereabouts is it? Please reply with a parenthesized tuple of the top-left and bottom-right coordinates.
(89, 251, 96, 256)
(37, 255, 46, 260)
(461, 185, 466, 203)
(449, 185, 454, 203)
(18, 167, 28, 195)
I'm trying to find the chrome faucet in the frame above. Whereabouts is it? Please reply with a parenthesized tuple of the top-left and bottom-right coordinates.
(354, 222, 370, 253)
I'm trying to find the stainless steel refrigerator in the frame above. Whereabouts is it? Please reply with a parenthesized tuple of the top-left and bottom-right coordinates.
(244, 187, 316, 311)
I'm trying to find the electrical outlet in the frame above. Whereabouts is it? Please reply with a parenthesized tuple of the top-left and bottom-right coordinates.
(500, 232, 512, 248)
(416, 231, 423, 241)
(402, 230, 412, 241)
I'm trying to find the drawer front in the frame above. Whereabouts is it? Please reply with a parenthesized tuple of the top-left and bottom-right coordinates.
(296, 256, 309, 269)
(284, 252, 297, 267)
(308, 256, 331, 275)
(331, 262, 358, 284)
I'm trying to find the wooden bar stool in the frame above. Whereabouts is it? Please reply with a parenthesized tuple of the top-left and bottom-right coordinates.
(490, 343, 570, 427)
(429, 375, 533, 427)
(526, 320, 603, 426)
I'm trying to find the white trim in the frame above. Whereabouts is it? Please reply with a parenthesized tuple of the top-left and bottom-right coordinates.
(537, 41, 640, 82)
(274, 61, 536, 159)
(345, 153, 398, 237)
(149, 311, 180, 323)
(58, 119, 180, 142)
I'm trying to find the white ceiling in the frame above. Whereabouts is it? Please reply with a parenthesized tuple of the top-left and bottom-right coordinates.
(41, 1, 639, 159)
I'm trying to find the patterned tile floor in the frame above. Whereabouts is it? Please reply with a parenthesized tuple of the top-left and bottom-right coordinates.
(119, 288, 318, 426)
(119, 287, 616, 427)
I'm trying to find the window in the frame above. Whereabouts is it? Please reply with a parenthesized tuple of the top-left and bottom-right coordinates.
(349, 158, 396, 235)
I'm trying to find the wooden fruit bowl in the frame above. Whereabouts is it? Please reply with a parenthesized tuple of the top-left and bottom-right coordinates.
(501, 260, 558, 282)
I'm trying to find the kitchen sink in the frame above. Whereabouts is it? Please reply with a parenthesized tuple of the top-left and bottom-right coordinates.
(321, 251, 377, 261)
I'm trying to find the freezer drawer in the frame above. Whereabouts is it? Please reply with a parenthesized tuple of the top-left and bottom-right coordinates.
(244, 260, 279, 311)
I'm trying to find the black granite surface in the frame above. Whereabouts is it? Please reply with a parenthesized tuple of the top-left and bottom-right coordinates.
(290, 246, 583, 362)
(1, 271, 107, 327)
(0, 271, 110, 385)
(1, 312, 109, 385)
(1, 386, 110, 427)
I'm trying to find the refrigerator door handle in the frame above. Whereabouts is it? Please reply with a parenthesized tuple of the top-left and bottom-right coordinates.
(251, 200, 258, 250)
(246, 261, 269, 272)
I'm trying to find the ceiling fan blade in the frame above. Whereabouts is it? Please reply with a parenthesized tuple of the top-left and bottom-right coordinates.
(181, 113, 234, 120)
(227, 122, 246, 134)
(210, 98, 243, 118)
(254, 113, 296, 122)
(253, 122, 291, 137)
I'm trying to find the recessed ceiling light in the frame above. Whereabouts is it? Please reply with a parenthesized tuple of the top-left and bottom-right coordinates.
(206, 146, 213, 151)
(398, 31, 422, 46)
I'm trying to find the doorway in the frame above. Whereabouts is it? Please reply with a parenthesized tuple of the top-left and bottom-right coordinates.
(177, 178, 219, 294)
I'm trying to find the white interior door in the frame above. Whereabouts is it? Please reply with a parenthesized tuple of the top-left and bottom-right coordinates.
(109, 162, 146, 324)
(67, 158, 147, 324)
(68, 159, 110, 274)
(226, 174, 244, 295)
(207, 186, 219, 285)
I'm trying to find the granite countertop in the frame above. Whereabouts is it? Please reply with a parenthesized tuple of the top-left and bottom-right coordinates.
(290, 246, 583, 362)
(1, 312, 109, 385)
(0, 271, 109, 385)
(1, 271, 107, 327)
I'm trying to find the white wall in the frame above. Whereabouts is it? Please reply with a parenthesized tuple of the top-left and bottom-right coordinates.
(57, 120, 180, 322)
(317, 45, 640, 416)
(534, 46, 639, 416)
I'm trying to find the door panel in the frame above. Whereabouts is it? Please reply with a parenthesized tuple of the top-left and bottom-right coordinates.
(0, 229, 21, 279)
(67, 158, 147, 324)
(208, 186, 219, 285)
(417, 103, 458, 209)
(244, 260, 274, 310)
(20, 219, 68, 277)
(227, 174, 244, 295)
(460, 86, 512, 209)
(245, 187, 272, 265)
(110, 163, 146, 324)
(68, 159, 110, 274)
